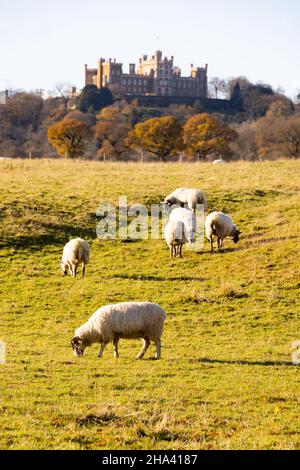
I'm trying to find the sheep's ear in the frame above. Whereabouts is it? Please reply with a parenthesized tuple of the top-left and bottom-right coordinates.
(237, 229, 242, 234)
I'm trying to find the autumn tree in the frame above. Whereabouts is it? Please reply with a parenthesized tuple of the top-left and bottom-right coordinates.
(255, 114, 300, 160)
(4, 92, 43, 130)
(231, 121, 258, 161)
(266, 98, 294, 118)
(64, 110, 97, 127)
(164, 104, 195, 123)
(280, 115, 300, 157)
(127, 116, 183, 161)
(93, 105, 131, 160)
(183, 113, 237, 160)
(47, 118, 91, 158)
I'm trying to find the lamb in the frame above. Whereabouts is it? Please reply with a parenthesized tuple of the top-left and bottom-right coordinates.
(71, 302, 166, 360)
(205, 211, 241, 253)
(61, 237, 90, 277)
(164, 219, 187, 258)
(163, 188, 206, 213)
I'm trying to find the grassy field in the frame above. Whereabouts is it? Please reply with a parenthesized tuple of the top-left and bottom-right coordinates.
(0, 159, 299, 450)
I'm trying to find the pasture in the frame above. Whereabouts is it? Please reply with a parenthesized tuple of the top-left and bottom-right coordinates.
(0, 159, 299, 449)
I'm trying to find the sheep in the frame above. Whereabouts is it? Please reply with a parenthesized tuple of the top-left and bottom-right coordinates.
(61, 237, 90, 277)
(212, 158, 224, 165)
(205, 211, 241, 253)
(163, 188, 206, 213)
(168, 207, 197, 245)
(71, 302, 166, 360)
(164, 219, 187, 258)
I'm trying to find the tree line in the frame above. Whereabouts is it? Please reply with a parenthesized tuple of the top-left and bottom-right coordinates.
(1, 79, 300, 161)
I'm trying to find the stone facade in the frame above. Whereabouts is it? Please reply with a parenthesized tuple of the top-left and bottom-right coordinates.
(85, 50, 208, 98)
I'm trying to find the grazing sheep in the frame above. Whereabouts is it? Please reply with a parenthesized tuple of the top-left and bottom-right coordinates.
(71, 302, 166, 360)
(163, 188, 206, 212)
(164, 219, 187, 258)
(212, 158, 224, 165)
(168, 207, 197, 245)
(61, 238, 90, 277)
(205, 211, 241, 253)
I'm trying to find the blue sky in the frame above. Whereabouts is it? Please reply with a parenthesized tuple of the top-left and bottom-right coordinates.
(0, 0, 299, 98)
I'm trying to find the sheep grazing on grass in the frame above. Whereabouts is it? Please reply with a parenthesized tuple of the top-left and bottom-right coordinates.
(205, 211, 241, 253)
(168, 207, 196, 245)
(61, 238, 90, 277)
(71, 302, 166, 360)
(164, 219, 187, 258)
(163, 188, 206, 213)
(212, 158, 224, 165)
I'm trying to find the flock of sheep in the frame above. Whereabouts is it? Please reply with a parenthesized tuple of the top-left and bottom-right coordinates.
(65, 187, 241, 361)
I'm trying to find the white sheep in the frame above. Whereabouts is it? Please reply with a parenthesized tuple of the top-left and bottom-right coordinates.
(61, 238, 90, 277)
(163, 188, 206, 212)
(71, 302, 166, 360)
(205, 211, 241, 253)
(168, 207, 197, 245)
(164, 219, 187, 258)
(212, 158, 224, 165)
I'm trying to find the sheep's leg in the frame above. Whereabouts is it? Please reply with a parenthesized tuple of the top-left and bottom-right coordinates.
(113, 337, 119, 358)
(82, 262, 86, 278)
(97, 342, 107, 358)
(218, 238, 222, 252)
(74, 263, 79, 277)
(179, 245, 183, 258)
(210, 238, 214, 253)
(155, 339, 161, 360)
(70, 263, 77, 277)
(136, 338, 150, 359)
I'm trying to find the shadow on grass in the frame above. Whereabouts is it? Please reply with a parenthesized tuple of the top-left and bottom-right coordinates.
(194, 357, 294, 367)
(208, 235, 300, 254)
(0, 223, 97, 250)
(107, 273, 206, 282)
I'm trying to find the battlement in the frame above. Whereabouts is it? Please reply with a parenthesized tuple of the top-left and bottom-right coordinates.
(84, 50, 208, 98)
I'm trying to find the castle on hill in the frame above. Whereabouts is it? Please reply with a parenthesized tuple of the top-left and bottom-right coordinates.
(85, 50, 208, 99)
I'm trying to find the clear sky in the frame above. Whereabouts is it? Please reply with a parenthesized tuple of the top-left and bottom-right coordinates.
(0, 0, 299, 98)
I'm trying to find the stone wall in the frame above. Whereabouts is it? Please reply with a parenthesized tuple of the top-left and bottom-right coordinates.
(122, 94, 232, 112)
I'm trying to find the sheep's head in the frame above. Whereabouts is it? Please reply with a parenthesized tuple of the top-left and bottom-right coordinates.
(184, 225, 196, 244)
(71, 336, 86, 356)
(61, 261, 68, 276)
(232, 227, 241, 243)
(161, 199, 173, 212)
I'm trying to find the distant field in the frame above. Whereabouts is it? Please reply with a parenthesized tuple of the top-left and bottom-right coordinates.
(0, 159, 299, 450)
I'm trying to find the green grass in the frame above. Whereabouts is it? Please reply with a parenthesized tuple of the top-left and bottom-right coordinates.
(0, 159, 299, 449)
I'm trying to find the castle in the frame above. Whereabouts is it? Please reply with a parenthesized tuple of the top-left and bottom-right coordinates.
(85, 50, 208, 99)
